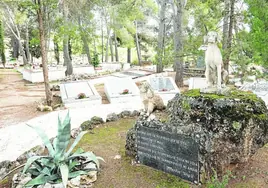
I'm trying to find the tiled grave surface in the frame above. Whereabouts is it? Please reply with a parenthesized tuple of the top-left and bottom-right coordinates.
(104, 77, 141, 104)
(148, 77, 180, 104)
(60, 81, 101, 108)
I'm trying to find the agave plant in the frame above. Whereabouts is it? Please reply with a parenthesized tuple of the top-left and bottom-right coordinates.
(22, 112, 104, 187)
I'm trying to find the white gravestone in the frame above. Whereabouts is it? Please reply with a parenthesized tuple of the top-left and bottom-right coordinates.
(188, 77, 207, 90)
(148, 77, 180, 105)
(60, 81, 102, 108)
(104, 77, 141, 104)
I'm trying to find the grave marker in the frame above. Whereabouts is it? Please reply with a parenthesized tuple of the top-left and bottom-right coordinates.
(60, 81, 101, 108)
(137, 126, 199, 183)
(188, 77, 207, 89)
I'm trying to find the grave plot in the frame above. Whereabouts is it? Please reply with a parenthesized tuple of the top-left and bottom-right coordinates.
(188, 77, 207, 89)
(148, 77, 180, 104)
(23, 66, 95, 83)
(104, 77, 141, 104)
(240, 81, 268, 105)
(60, 81, 102, 108)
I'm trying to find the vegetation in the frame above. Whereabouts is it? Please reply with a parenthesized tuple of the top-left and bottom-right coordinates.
(23, 112, 103, 187)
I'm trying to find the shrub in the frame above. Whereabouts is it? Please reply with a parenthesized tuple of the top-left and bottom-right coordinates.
(92, 53, 100, 68)
(23, 112, 104, 187)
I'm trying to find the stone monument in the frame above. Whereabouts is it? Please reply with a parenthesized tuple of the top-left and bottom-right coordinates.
(126, 89, 268, 183)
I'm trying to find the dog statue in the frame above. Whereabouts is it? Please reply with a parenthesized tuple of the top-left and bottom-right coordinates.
(139, 82, 165, 116)
(204, 31, 225, 89)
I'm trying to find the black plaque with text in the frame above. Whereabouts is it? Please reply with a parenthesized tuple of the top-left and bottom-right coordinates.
(137, 126, 199, 183)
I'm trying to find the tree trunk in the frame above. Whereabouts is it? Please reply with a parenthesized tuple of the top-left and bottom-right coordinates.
(11, 36, 19, 59)
(105, 28, 111, 62)
(78, 16, 91, 64)
(224, 0, 234, 72)
(101, 19, 104, 63)
(68, 39, 72, 60)
(173, 1, 184, 87)
(62, 0, 73, 75)
(135, 21, 141, 66)
(127, 48, 131, 63)
(110, 37, 114, 62)
(53, 38, 60, 64)
(63, 36, 73, 75)
(37, 0, 52, 106)
(0, 19, 6, 67)
(222, 0, 230, 51)
(114, 33, 119, 62)
(156, 1, 167, 73)
(25, 23, 31, 63)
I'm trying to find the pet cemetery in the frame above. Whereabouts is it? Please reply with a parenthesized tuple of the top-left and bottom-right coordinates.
(0, 0, 268, 187)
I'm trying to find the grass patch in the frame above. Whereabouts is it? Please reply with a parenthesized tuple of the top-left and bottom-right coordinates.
(76, 118, 190, 188)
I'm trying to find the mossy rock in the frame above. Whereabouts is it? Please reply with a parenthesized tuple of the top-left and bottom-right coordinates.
(166, 88, 268, 177)
(90, 116, 104, 125)
(81, 116, 104, 131)
(80, 120, 94, 131)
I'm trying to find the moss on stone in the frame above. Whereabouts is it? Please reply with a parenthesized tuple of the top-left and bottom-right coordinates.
(182, 99, 191, 111)
(183, 89, 261, 102)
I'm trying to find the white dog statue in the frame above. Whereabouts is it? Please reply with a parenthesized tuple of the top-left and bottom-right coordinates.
(204, 31, 223, 89)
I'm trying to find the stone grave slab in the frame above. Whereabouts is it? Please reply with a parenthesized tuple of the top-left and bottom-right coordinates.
(112, 70, 152, 79)
(148, 77, 180, 105)
(137, 126, 199, 183)
(104, 77, 141, 104)
(23, 66, 95, 83)
(188, 77, 207, 89)
(60, 81, 101, 108)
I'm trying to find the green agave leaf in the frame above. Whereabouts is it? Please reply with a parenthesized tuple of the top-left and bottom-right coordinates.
(68, 152, 100, 169)
(40, 158, 55, 169)
(23, 156, 49, 174)
(27, 168, 40, 176)
(55, 113, 71, 159)
(68, 170, 88, 179)
(24, 174, 59, 187)
(65, 131, 87, 157)
(24, 174, 47, 187)
(53, 137, 58, 151)
(33, 161, 43, 172)
(27, 124, 55, 156)
(41, 167, 51, 176)
(68, 160, 79, 171)
(59, 163, 69, 188)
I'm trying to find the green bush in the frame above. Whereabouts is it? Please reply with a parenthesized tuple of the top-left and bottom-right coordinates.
(23, 112, 104, 187)
(92, 53, 100, 68)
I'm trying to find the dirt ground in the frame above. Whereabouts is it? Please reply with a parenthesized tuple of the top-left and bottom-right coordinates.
(0, 69, 47, 128)
(1, 69, 268, 187)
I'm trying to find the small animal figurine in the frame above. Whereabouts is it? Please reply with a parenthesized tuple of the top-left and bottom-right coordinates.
(139, 82, 165, 116)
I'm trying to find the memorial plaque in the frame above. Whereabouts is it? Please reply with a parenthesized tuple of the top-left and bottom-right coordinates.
(137, 126, 199, 183)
